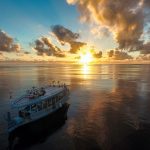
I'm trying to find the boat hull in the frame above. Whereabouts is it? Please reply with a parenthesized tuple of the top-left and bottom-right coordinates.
(8, 103, 69, 148)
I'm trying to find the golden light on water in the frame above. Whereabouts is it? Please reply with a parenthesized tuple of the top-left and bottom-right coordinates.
(83, 64, 89, 75)
(78, 48, 93, 79)
(81, 64, 91, 79)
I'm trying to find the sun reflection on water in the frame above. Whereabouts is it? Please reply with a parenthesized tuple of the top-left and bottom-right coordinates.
(82, 64, 90, 79)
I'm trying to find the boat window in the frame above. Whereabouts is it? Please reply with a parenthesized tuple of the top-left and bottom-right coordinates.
(57, 93, 62, 101)
(57, 96, 60, 102)
(52, 96, 57, 103)
(55, 96, 57, 102)
(19, 110, 30, 118)
(55, 97, 57, 103)
(57, 95, 61, 101)
(31, 104, 37, 112)
(52, 97, 56, 109)
(59, 91, 64, 100)
(48, 98, 52, 107)
(60, 92, 64, 97)
(42, 100, 47, 109)
(37, 102, 42, 111)
(24, 105, 30, 111)
(52, 98, 55, 105)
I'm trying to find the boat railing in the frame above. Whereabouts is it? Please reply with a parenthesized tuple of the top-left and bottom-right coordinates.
(11, 87, 66, 108)
(11, 84, 68, 103)
(11, 94, 27, 106)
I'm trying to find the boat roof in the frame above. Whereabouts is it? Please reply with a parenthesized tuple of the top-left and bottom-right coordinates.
(11, 86, 64, 108)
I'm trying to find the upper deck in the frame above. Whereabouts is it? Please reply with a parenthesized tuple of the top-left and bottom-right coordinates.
(11, 86, 66, 108)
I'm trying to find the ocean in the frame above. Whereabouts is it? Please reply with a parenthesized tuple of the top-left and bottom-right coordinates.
(0, 63, 150, 150)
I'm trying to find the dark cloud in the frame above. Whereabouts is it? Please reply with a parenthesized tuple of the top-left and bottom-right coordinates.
(93, 51, 102, 58)
(54, 52, 66, 57)
(0, 30, 20, 52)
(141, 42, 150, 54)
(107, 50, 133, 60)
(51, 25, 79, 42)
(51, 25, 86, 53)
(108, 50, 114, 57)
(24, 51, 30, 54)
(67, 0, 150, 52)
(34, 37, 65, 57)
(69, 41, 85, 53)
(34, 39, 49, 56)
(115, 51, 133, 60)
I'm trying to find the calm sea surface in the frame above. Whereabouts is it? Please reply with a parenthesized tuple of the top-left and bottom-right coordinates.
(0, 63, 150, 150)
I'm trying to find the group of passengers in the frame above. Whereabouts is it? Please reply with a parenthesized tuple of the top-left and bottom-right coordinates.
(27, 87, 46, 99)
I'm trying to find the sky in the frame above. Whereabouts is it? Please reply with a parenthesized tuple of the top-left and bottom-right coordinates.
(0, 0, 150, 62)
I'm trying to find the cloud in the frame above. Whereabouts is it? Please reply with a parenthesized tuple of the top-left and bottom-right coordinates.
(91, 26, 110, 38)
(108, 50, 114, 57)
(69, 41, 85, 53)
(51, 25, 86, 53)
(107, 50, 133, 60)
(51, 25, 79, 43)
(66, 0, 150, 51)
(0, 30, 21, 52)
(34, 37, 65, 57)
(136, 54, 150, 60)
(93, 51, 102, 58)
(24, 51, 30, 54)
(0, 52, 6, 60)
(140, 42, 150, 54)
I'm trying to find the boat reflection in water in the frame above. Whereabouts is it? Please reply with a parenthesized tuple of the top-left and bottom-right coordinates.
(8, 103, 70, 150)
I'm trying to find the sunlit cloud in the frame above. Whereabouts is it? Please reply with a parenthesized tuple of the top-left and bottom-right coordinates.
(0, 30, 21, 53)
(34, 37, 66, 57)
(0, 52, 5, 60)
(90, 26, 110, 38)
(66, 0, 150, 53)
(51, 25, 86, 53)
(107, 50, 133, 60)
(136, 54, 150, 60)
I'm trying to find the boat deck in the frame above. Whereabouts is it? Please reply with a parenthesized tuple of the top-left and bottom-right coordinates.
(12, 86, 64, 108)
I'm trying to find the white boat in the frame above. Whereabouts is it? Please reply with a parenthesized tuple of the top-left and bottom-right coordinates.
(7, 82, 70, 137)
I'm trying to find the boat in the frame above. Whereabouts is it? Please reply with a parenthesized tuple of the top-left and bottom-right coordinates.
(6, 82, 70, 146)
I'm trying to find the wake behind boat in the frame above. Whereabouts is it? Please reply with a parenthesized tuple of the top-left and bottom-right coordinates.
(6, 82, 70, 136)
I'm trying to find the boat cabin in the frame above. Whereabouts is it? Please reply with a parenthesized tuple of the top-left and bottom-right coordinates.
(11, 86, 69, 120)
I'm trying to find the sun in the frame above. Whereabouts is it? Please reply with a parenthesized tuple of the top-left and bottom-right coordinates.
(79, 52, 93, 64)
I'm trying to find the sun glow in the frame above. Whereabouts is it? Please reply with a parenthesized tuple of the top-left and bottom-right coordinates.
(79, 52, 93, 64)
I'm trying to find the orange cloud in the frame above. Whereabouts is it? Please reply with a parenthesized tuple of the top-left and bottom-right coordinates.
(67, 0, 150, 53)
